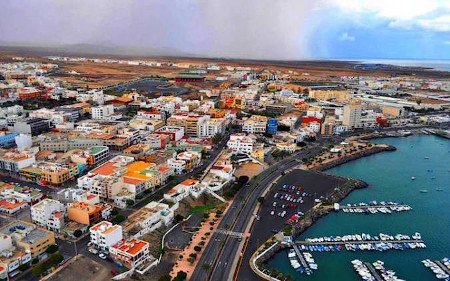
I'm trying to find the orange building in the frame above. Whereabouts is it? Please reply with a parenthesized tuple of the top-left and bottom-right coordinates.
(67, 202, 103, 225)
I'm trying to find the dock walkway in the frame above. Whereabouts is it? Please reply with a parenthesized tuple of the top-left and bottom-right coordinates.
(364, 263, 384, 281)
(436, 261, 450, 275)
(292, 245, 309, 270)
(296, 239, 424, 246)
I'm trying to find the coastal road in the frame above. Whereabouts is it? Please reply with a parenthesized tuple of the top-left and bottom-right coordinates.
(190, 145, 323, 281)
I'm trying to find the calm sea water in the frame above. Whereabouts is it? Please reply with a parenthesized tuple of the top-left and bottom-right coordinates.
(267, 135, 450, 281)
(360, 59, 450, 72)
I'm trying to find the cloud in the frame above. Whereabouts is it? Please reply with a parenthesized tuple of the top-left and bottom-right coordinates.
(339, 32, 355, 42)
(444, 40, 450, 45)
(322, 0, 450, 32)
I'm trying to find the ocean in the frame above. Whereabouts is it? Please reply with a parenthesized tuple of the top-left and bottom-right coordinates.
(359, 59, 450, 72)
(266, 135, 450, 280)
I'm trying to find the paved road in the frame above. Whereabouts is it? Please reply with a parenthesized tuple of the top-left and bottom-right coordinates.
(190, 144, 324, 281)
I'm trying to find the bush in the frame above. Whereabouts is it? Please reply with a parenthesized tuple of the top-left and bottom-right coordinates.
(136, 194, 144, 200)
(31, 258, 39, 265)
(113, 214, 126, 224)
(126, 199, 135, 207)
(174, 214, 184, 223)
(49, 253, 64, 265)
(18, 263, 30, 271)
(111, 208, 119, 216)
(188, 253, 197, 259)
(73, 229, 82, 238)
(46, 244, 59, 254)
(176, 271, 187, 280)
(203, 213, 210, 219)
(194, 246, 202, 252)
(32, 263, 46, 276)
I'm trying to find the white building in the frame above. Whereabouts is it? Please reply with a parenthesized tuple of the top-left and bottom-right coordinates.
(30, 199, 66, 232)
(342, 103, 362, 129)
(89, 221, 123, 251)
(91, 104, 114, 119)
(227, 133, 255, 154)
(200, 118, 226, 138)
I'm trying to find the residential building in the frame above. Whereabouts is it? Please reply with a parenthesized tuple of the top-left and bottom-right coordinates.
(343, 102, 363, 129)
(227, 133, 255, 154)
(89, 221, 123, 251)
(242, 115, 268, 134)
(91, 104, 114, 119)
(67, 202, 103, 225)
(31, 199, 66, 232)
(154, 126, 184, 142)
(110, 238, 152, 269)
(123, 201, 174, 237)
(11, 118, 51, 136)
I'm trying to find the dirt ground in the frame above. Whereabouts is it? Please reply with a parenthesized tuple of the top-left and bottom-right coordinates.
(48, 255, 111, 281)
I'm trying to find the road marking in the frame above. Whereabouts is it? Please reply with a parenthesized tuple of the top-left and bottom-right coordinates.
(215, 229, 244, 239)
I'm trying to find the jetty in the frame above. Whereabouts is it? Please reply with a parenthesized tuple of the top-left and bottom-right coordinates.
(422, 258, 450, 280)
(364, 262, 384, 281)
(334, 201, 412, 214)
(436, 261, 450, 276)
(292, 245, 309, 270)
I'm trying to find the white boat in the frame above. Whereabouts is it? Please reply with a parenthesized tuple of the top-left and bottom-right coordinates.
(411, 176, 416, 180)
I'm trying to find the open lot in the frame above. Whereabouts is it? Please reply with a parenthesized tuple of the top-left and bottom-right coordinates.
(237, 169, 350, 281)
(48, 255, 111, 281)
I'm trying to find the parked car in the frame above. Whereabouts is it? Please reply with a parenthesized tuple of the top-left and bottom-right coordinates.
(89, 248, 98, 254)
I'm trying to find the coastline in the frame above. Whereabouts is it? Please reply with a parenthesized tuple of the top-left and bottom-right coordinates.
(249, 143, 397, 281)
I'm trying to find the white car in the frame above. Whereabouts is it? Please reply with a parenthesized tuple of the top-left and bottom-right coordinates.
(99, 253, 107, 260)
(89, 248, 98, 255)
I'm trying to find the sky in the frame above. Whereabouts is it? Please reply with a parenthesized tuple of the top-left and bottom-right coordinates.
(0, 0, 450, 60)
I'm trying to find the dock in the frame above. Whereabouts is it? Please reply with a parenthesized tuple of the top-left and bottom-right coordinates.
(296, 239, 424, 246)
(292, 245, 309, 270)
(436, 261, 450, 275)
(364, 263, 383, 281)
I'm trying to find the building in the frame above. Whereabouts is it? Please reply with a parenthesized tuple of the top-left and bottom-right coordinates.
(31, 199, 66, 233)
(0, 148, 35, 173)
(154, 126, 184, 142)
(123, 201, 174, 237)
(167, 113, 210, 138)
(88, 145, 110, 165)
(200, 118, 226, 138)
(174, 73, 205, 83)
(0, 132, 18, 147)
(89, 221, 123, 251)
(110, 238, 152, 269)
(67, 202, 103, 225)
(0, 221, 55, 259)
(309, 89, 351, 101)
(266, 118, 278, 135)
(91, 104, 114, 119)
(12, 118, 50, 136)
(242, 115, 268, 134)
(227, 133, 255, 154)
(342, 102, 362, 129)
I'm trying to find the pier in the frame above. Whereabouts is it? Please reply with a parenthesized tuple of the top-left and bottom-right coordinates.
(296, 239, 424, 246)
(292, 245, 309, 270)
(364, 262, 383, 281)
(436, 261, 450, 275)
(334, 202, 412, 214)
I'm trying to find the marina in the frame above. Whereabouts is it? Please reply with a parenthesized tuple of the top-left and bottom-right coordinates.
(352, 260, 404, 281)
(295, 232, 426, 253)
(422, 258, 450, 280)
(334, 201, 412, 214)
(266, 135, 450, 280)
(288, 247, 318, 275)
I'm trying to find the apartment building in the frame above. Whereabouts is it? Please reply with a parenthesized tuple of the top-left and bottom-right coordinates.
(89, 221, 123, 251)
(56, 188, 100, 204)
(0, 149, 35, 173)
(67, 202, 103, 225)
(20, 162, 71, 186)
(154, 126, 184, 142)
(0, 221, 55, 259)
(91, 104, 114, 119)
(200, 118, 226, 138)
(343, 102, 363, 129)
(110, 238, 152, 269)
(31, 199, 66, 232)
(242, 115, 268, 134)
(227, 133, 255, 154)
(11, 118, 51, 136)
(309, 89, 351, 102)
(123, 201, 174, 237)
(167, 113, 209, 137)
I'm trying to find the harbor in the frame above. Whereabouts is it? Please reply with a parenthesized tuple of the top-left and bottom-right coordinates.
(265, 135, 450, 281)
(334, 201, 412, 214)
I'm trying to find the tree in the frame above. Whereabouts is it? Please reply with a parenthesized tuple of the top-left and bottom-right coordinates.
(202, 263, 211, 272)
(212, 133, 223, 145)
(32, 263, 46, 276)
(49, 253, 64, 265)
(46, 244, 59, 254)
(113, 214, 126, 224)
(73, 229, 83, 238)
(126, 199, 135, 207)
(158, 274, 172, 281)
(174, 214, 184, 223)
(175, 271, 187, 281)
(194, 246, 202, 252)
(111, 208, 119, 216)
(257, 196, 265, 204)
(18, 263, 30, 271)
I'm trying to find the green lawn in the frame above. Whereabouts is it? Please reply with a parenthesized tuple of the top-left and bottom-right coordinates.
(188, 204, 216, 215)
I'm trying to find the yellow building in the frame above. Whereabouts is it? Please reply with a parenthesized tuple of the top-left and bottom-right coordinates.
(309, 90, 351, 102)
(67, 202, 103, 225)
